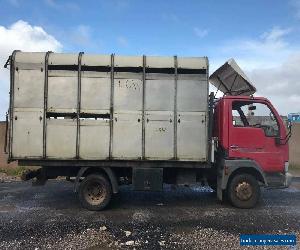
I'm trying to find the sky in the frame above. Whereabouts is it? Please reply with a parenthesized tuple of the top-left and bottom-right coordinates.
(0, 0, 300, 119)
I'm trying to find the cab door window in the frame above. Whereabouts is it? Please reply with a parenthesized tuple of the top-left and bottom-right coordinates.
(232, 101, 279, 137)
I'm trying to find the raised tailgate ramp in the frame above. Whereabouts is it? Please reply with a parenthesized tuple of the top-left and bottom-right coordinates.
(209, 58, 256, 96)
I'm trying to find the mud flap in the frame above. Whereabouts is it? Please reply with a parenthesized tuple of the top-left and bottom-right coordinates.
(217, 174, 223, 201)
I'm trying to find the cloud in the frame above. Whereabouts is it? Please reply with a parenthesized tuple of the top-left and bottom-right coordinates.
(0, 20, 62, 120)
(193, 27, 208, 38)
(71, 25, 92, 46)
(210, 26, 300, 115)
(117, 36, 129, 47)
(247, 54, 300, 114)
(218, 27, 294, 70)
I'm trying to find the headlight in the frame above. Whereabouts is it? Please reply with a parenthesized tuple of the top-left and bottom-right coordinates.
(284, 162, 289, 173)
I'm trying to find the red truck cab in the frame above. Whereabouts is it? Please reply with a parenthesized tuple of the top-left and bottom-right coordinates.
(210, 59, 292, 208)
(215, 96, 289, 173)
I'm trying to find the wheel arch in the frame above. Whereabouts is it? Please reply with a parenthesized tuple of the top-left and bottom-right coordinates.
(216, 159, 267, 201)
(74, 167, 119, 194)
(228, 167, 266, 187)
(221, 159, 267, 190)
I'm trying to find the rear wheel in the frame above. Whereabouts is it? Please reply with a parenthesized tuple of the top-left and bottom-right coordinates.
(227, 173, 260, 209)
(78, 174, 112, 211)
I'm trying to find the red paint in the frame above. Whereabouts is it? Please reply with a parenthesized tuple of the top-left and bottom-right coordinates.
(215, 96, 288, 173)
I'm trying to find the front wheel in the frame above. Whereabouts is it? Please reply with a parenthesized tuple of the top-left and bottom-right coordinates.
(227, 174, 260, 209)
(78, 174, 112, 211)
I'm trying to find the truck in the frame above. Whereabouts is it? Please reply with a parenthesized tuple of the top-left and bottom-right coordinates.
(4, 51, 292, 210)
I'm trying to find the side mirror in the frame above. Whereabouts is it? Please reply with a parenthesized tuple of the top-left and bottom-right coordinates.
(275, 137, 281, 145)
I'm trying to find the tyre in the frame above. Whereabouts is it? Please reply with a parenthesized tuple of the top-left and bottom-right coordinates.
(227, 173, 260, 209)
(78, 174, 112, 211)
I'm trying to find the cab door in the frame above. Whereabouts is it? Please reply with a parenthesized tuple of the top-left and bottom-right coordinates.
(228, 100, 285, 172)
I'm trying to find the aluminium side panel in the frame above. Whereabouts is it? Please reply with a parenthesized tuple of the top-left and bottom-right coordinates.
(12, 109, 43, 158)
(177, 112, 207, 160)
(177, 74, 208, 161)
(47, 53, 78, 113)
(81, 54, 111, 114)
(145, 79, 174, 111)
(112, 112, 142, 159)
(79, 119, 110, 159)
(46, 118, 77, 158)
(177, 77, 207, 112)
(45, 54, 78, 159)
(145, 111, 174, 159)
(12, 52, 45, 158)
(10, 52, 209, 163)
(114, 78, 143, 111)
(80, 77, 111, 114)
(112, 55, 143, 159)
(144, 56, 175, 160)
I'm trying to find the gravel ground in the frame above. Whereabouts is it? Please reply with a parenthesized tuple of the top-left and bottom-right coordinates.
(0, 176, 299, 250)
(0, 172, 19, 182)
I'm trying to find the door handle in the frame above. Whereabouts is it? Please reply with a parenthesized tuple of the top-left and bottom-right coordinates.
(230, 145, 239, 149)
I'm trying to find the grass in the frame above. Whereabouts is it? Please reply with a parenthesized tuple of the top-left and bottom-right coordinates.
(289, 164, 300, 177)
(0, 166, 27, 177)
(290, 164, 300, 169)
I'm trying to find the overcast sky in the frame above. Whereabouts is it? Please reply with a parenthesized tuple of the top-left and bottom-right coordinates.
(0, 0, 300, 119)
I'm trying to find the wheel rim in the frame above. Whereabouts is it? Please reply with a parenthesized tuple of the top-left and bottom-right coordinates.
(83, 180, 106, 205)
(235, 181, 253, 201)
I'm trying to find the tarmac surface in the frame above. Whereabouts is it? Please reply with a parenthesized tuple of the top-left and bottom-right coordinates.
(0, 176, 299, 249)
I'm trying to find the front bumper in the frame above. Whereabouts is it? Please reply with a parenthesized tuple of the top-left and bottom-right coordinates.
(265, 172, 293, 188)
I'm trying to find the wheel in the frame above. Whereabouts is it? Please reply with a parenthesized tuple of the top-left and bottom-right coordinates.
(227, 174, 260, 209)
(78, 174, 112, 211)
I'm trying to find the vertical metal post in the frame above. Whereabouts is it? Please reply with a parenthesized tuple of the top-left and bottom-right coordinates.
(8, 50, 20, 159)
(206, 57, 213, 165)
(207, 92, 214, 164)
(109, 54, 115, 159)
(142, 55, 146, 159)
(76, 52, 84, 159)
(43, 51, 52, 158)
(173, 55, 178, 160)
